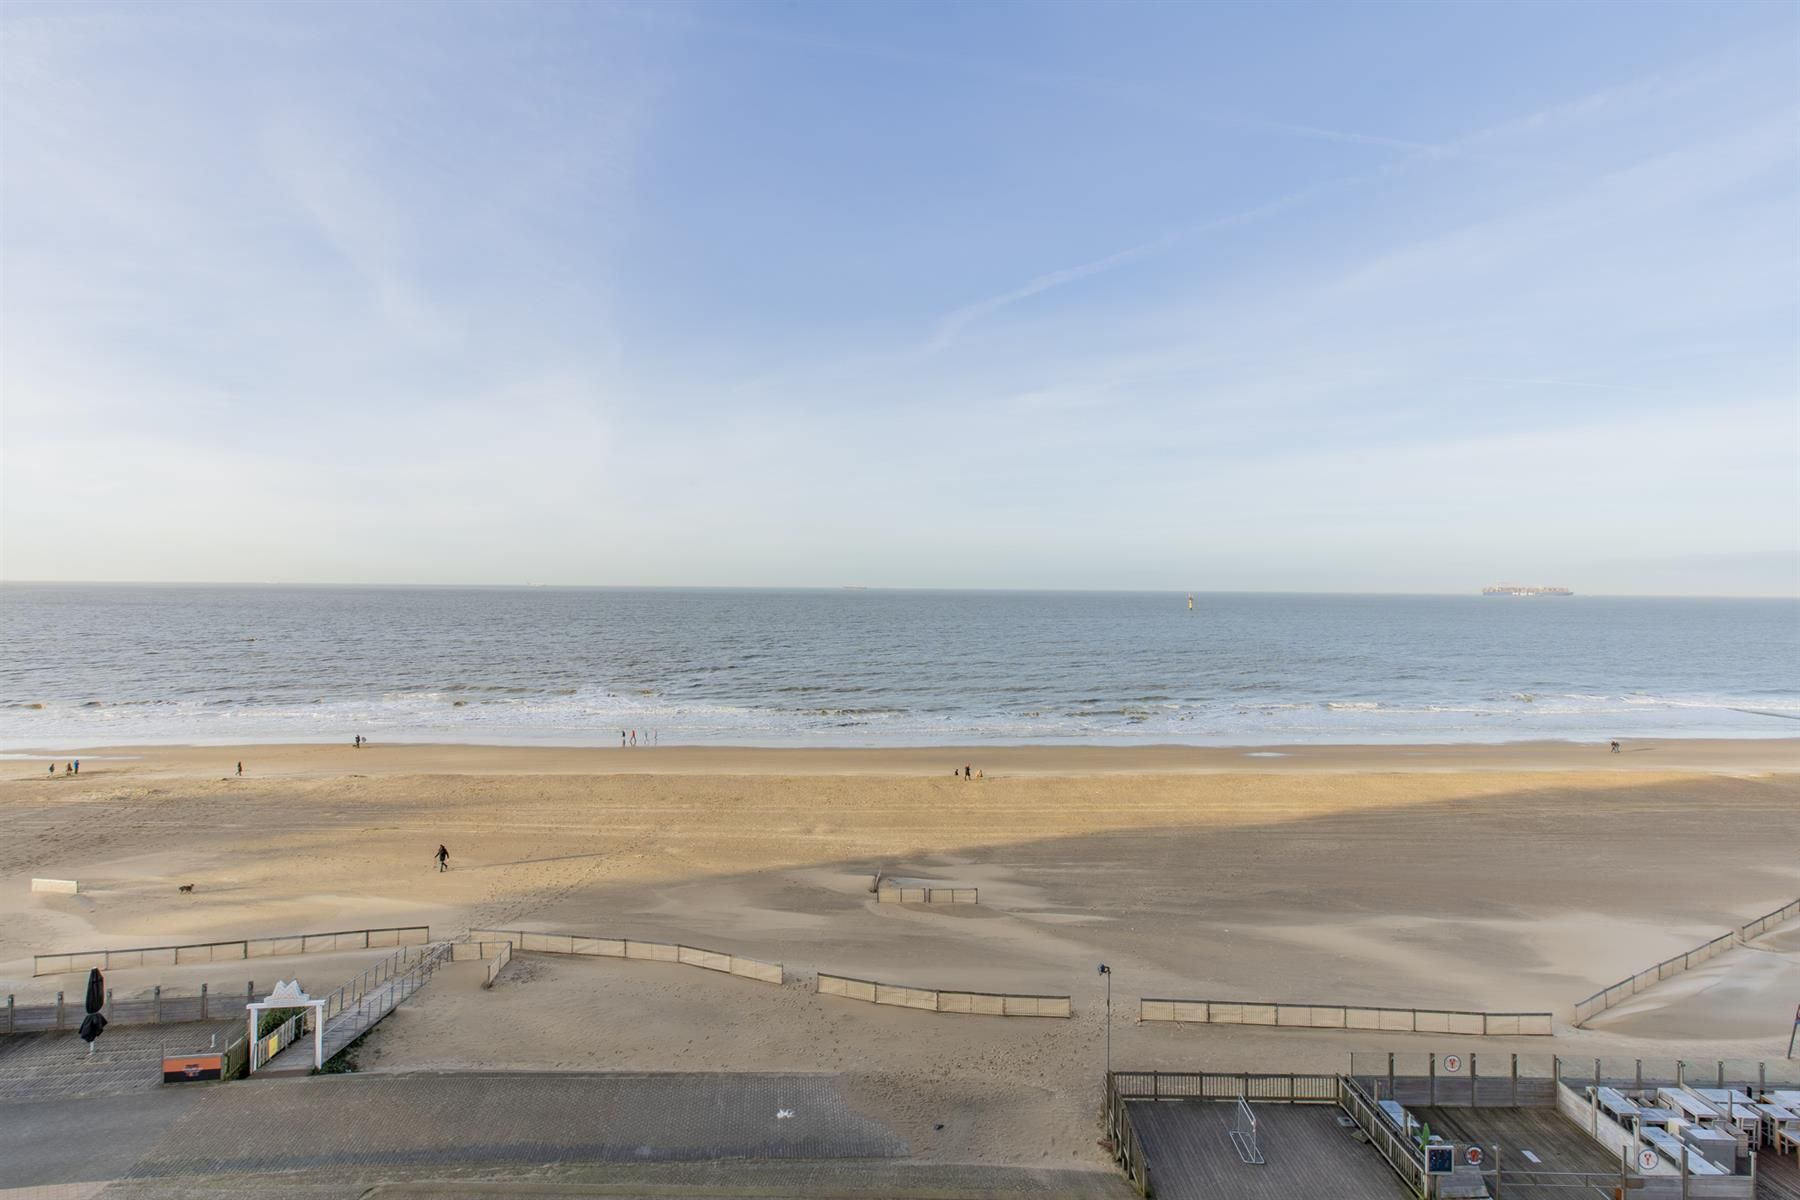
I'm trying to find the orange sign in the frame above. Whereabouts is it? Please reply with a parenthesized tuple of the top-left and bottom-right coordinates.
(162, 1053, 224, 1083)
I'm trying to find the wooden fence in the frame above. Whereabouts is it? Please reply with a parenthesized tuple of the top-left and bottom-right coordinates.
(5, 981, 256, 1033)
(1738, 897, 1800, 941)
(1573, 896, 1800, 1026)
(33, 925, 432, 976)
(1140, 997, 1554, 1036)
(446, 939, 513, 988)
(877, 886, 978, 904)
(467, 929, 783, 985)
(817, 972, 1070, 1017)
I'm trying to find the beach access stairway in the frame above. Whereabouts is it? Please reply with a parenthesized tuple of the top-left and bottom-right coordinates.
(257, 941, 452, 1076)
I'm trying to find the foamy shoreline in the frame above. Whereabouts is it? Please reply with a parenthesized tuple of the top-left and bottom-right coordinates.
(8, 736, 1797, 777)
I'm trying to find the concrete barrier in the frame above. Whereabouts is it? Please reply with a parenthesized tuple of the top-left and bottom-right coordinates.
(1139, 998, 1553, 1036)
(468, 929, 783, 986)
(818, 972, 1071, 1017)
(877, 886, 979, 904)
(31, 878, 79, 895)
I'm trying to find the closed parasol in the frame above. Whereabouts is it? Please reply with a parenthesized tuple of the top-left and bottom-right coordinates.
(79, 967, 107, 1052)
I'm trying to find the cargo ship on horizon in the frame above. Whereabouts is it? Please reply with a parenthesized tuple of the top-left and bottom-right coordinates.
(1482, 584, 1573, 596)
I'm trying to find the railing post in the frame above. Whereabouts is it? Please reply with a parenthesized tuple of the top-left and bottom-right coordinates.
(154, 985, 162, 1023)
(1716, 1061, 1724, 1088)
(1636, 1059, 1643, 1096)
(201, 982, 208, 1020)
(1511, 1053, 1518, 1106)
(56, 990, 64, 1029)
(4, 994, 11, 1034)
(1471, 1054, 1479, 1105)
(1676, 1059, 1685, 1086)
(1429, 1053, 1436, 1105)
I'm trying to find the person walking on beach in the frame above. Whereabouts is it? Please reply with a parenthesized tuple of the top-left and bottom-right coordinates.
(964, 764, 971, 779)
(435, 844, 449, 872)
(236, 761, 242, 777)
(621, 730, 626, 748)
(73, 760, 78, 775)
(1609, 740, 1621, 754)
(630, 730, 637, 747)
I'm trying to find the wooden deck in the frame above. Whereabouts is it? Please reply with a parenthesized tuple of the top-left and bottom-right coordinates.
(1125, 1101, 1409, 1199)
(1760, 1150, 1800, 1200)
(1412, 1105, 1624, 1200)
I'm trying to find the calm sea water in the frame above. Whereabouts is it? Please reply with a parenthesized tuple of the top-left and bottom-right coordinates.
(1, 585, 1796, 748)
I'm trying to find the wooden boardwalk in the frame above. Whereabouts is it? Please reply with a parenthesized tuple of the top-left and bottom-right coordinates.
(262, 942, 451, 1074)
(1125, 1101, 1409, 1199)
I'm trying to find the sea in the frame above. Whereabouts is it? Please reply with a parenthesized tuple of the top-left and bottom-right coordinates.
(1, 584, 1796, 749)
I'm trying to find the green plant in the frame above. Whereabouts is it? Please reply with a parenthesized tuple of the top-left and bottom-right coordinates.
(257, 1006, 305, 1038)
(318, 1029, 370, 1074)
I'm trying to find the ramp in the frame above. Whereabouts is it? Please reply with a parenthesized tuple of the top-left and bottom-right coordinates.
(259, 941, 451, 1075)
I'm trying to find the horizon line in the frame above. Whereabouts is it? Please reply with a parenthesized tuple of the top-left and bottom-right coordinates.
(2, 578, 1795, 600)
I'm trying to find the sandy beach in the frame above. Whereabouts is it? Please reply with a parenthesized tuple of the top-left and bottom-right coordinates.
(4, 739, 1798, 1169)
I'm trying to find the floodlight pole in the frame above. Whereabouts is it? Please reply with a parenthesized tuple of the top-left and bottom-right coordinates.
(1098, 964, 1112, 1077)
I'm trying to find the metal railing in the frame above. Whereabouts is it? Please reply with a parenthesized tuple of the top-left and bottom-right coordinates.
(33, 925, 431, 976)
(1337, 1074, 1429, 1198)
(1107, 1070, 1341, 1102)
(1103, 1072, 1152, 1197)
(1141, 997, 1553, 1035)
(317, 942, 449, 1059)
(317, 943, 434, 1025)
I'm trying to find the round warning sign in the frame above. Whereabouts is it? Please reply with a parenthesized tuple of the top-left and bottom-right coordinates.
(1639, 1148, 1658, 1171)
(1442, 1054, 1462, 1074)
(1465, 1146, 1483, 1167)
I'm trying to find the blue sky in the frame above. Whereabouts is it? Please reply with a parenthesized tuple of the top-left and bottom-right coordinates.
(2, 0, 1796, 594)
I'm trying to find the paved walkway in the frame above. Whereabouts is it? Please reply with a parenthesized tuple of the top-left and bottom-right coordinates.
(0, 1023, 241, 1104)
(2, 1071, 907, 1191)
(87, 1161, 1134, 1199)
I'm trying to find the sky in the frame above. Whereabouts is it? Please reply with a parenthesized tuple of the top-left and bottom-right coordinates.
(1, 0, 1796, 595)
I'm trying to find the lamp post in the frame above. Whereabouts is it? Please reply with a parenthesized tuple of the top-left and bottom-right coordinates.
(1097, 963, 1112, 1077)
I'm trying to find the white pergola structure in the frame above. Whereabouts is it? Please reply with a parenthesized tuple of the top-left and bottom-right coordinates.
(246, 979, 326, 1072)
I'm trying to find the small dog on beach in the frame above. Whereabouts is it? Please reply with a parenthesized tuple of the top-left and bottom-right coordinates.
(177, 883, 194, 893)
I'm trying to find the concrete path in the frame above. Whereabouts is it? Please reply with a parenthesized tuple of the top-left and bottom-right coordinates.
(2, 1071, 896, 1188)
(2, 1069, 1134, 1198)
(89, 1161, 1134, 1199)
